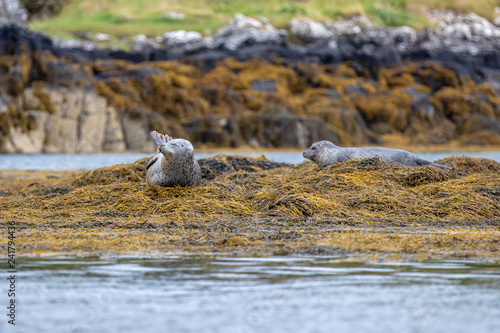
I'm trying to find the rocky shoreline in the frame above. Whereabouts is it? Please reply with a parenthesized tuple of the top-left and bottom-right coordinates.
(1, 8, 500, 153)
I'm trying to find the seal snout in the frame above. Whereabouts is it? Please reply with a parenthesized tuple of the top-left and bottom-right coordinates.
(303, 150, 315, 162)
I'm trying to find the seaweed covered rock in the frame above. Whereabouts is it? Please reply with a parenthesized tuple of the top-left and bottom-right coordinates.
(71, 155, 290, 187)
(2, 155, 499, 259)
(198, 154, 290, 180)
(435, 156, 500, 174)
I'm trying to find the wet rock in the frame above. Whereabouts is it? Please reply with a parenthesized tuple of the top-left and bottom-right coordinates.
(405, 119, 457, 145)
(239, 112, 339, 148)
(44, 59, 93, 88)
(457, 114, 500, 136)
(406, 88, 440, 122)
(251, 79, 277, 92)
(184, 116, 240, 147)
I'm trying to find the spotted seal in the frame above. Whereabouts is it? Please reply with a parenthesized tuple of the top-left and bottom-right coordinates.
(303, 141, 450, 169)
(146, 131, 202, 187)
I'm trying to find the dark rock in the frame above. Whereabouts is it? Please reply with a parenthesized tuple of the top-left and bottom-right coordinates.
(407, 90, 439, 122)
(44, 60, 93, 87)
(343, 84, 369, 96)
(198, 155, 290, 180)
(184, 116, 240, 147)
(457, 114, 500, 135)
(239, 113, 339, 148)
(251, 79, 277, 92)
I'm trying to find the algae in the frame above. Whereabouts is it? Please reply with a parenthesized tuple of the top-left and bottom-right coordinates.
(1, 155, 499, 261)
(3, 44, 500, 150)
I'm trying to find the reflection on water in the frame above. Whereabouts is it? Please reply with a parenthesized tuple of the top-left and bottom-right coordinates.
(0, 151, 499, 170)
(2, 256, 500, 333)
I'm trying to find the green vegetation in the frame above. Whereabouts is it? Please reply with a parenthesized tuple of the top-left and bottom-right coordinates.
(28, 0, 499, 40)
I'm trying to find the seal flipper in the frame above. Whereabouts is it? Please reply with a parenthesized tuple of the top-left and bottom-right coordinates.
(416, 158, 451, 170)
(150, 131, 172, 147)
(431, 162, 452, 170)
(146, 155, 159, 170)
(415, 158, 432, 166)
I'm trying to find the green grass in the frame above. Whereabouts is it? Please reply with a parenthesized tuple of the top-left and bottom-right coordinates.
(28, 0, 499, 41)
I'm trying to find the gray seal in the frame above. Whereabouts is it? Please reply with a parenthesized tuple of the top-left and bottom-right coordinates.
(303, 141, 450, 169)
(146, 131, 202, 187)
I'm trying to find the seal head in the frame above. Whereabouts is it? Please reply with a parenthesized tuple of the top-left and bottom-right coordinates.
(146, 131, 202, 187)
(303, 141, 349, 167)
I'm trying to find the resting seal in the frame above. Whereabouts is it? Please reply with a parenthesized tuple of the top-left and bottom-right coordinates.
(146, 131, 202, 187)
(303, 141, 450, 169)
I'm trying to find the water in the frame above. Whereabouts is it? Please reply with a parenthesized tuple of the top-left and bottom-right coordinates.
(1, 256, 499, 333)
(0, 151, 499, 170)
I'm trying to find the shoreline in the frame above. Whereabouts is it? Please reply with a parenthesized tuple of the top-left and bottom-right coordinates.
(2, 142, 500, 155)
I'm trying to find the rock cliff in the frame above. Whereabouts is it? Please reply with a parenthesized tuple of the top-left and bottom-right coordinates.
(1, 10, 500, 153)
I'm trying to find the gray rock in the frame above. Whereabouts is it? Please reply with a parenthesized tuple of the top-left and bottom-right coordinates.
(120, 108, 153, 151)
(425, 11, 500, 53)
(131, 34, 159, 53)
(494, 7, 500, 27)
(289, 18, 332, 42)
(457, 114, 500, 135)
(103, 107, 126, 152)
(0, 0, 27, 26)
(323, 16, 416, 49)
(159, 14, 288, 55)
(164, 11, 184, 20)
(43, 88, 84, 153)
(239, 113, 339, 148)
(251, 79, 277, 92)
(16, 110, 48, 153)
(77, 89, 108, 153)
(210, 14, 287, 51)
(163, 30, 203, 44)
(4, 85, 129, 153)
(405, 88, 439, 122)
(52, 37, 97, 51)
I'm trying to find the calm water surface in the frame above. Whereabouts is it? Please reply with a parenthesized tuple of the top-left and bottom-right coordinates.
(1, 256, 500, 333)
(0, 151, 499, 170)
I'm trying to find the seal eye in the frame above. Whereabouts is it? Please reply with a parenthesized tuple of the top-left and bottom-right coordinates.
(311, 147, 316, 150)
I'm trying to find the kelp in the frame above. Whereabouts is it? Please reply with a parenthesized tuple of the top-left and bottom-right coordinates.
(1, 155, 499, 261)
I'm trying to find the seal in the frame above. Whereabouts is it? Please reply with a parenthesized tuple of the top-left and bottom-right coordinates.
(303, 141, 451, 169)
(146, 131, 202, 187)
